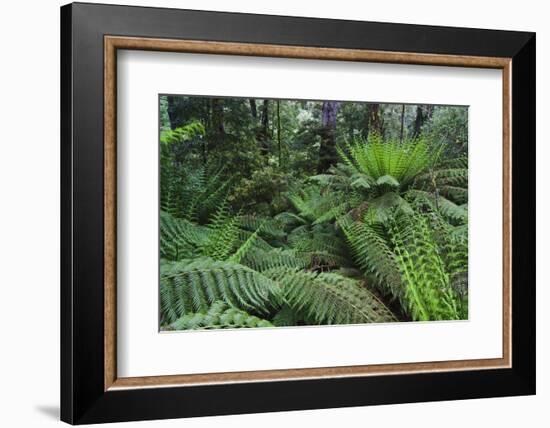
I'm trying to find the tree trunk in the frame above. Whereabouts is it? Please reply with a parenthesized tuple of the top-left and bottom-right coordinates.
(277, 100, 282, 168)
(412, 105, 425, 139)
(249, 99, 257, 119)
(318, 101, 341, 173)
(361, 104, 370, 139)
(258, 100, 270, 158)
(399, 104, 406, 143)
(368, 103, 382, 136)
(166, 96, 179, 130)
(210, 98, 225, 147)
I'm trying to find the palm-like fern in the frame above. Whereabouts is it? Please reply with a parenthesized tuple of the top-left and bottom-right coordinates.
(337, 134, 441, 190)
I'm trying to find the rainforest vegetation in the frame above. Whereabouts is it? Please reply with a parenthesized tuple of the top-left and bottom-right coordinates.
(159, 95, 468, 331)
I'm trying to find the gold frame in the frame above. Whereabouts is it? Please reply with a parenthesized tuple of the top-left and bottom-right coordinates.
(104, 36, 512, 391)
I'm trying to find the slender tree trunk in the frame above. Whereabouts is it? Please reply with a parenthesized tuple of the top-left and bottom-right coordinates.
(210, 98, 225, 148)
(399, 104, 405, 143)
(362, 104, 370, 139)
(249, 99, 257, 119)
(412, 105, 425, 139)
(318, 101, 341, 173)
(166, 96, 179, 130)
(258, 99, 270, 158)
(368, 103, 382, 136)
(201, 99, 210, 164)
(277, 100, 282, 168)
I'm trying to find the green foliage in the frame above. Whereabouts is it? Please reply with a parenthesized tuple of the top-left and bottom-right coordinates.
(287, 183, 352, 225)
(406, 190, 467, 224)
(339, 215, 403, 302)
(240, 248, 309, 272)
(424, 107, 468, 156)
(169, 301, 274, 330)
(199, 202, 241, 260)
(337, 134, 441, 189)
(340, 208, 467, 321)
(160, 257, 281, 323)
(388, 211, 466, 320)
(160, 122, 205, 146)
(265, 268, 396, 324)
(160, 211, 209, 260)
(160, 160, 231, 222)
(158, 96, 469, 330)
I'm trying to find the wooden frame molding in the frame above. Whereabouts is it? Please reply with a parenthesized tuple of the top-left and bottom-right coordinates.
(104, 35, 512, 391)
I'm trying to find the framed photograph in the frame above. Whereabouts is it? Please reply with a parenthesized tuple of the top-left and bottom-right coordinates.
(61, 2, 535, 424)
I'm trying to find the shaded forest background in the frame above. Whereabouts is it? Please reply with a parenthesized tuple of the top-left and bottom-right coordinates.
(159, 95, 469, 330)
(160, 97, 467, 216)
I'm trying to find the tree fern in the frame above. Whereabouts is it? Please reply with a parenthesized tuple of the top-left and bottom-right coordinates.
(387, 211, 466, 320)
(337, 134, 441, 189)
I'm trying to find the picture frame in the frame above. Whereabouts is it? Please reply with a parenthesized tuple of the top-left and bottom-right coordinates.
(60, 2, 535, 424)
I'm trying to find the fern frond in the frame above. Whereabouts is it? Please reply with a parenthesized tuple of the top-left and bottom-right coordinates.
(286, 184, 350, 225)
(274, 211, 308, 229)
(169, 301, 274, 330)
(160, 210, 209, 260)
(388, 211, 466, 320)
(439, 185, 468, 205)
(160, 258, 281, 323)
(339, 216, 403, 300)
(264, 268, 397, 324)
(241, 248, 309, 272)
(229, 225, 263, 264)
(200, 202, 240, 260)
(362, 192, 413, 224)
(237, 215, 286, 239)
(406, 189, 467, 224)
(337, 136, 439, 188)
(288, 224, 348, 269)
(236, 228, 274, 252)
(271, 305, 301, 326)
(176, 164, 232, 223)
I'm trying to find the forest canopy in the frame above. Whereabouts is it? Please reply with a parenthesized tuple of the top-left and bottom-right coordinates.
(159, 95, 468, 331)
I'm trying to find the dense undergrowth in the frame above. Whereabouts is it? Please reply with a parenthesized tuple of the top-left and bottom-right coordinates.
(159, 122, 468, 330)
